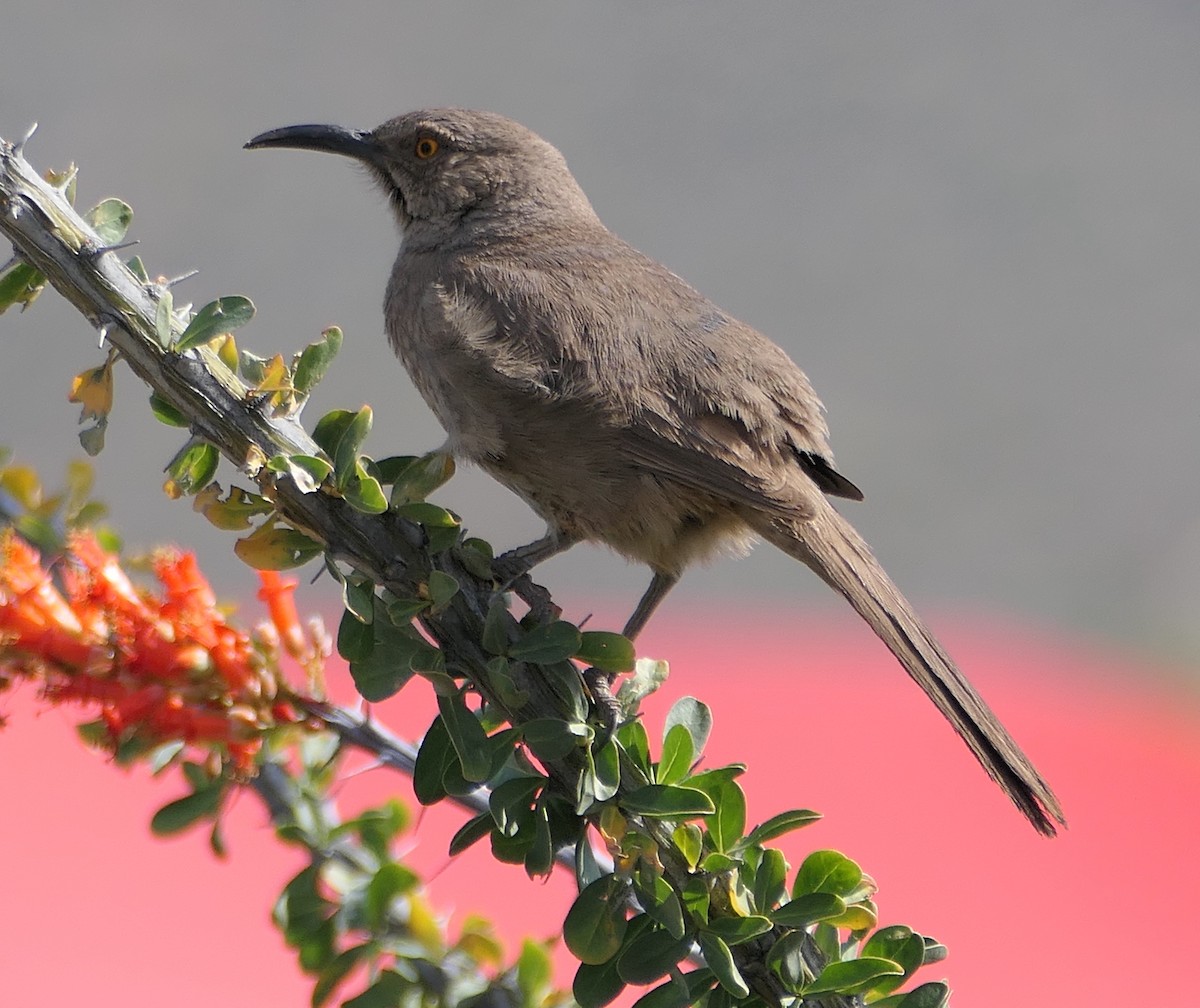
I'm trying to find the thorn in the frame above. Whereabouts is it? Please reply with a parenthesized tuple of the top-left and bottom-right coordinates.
(164, 269, 199, 289)
(89, 238, 140, 257)
(13, 122, 38, 155)
(97, 323, 112, 349)
(55, 164, 79, 193)
(0, 251, 21, 274)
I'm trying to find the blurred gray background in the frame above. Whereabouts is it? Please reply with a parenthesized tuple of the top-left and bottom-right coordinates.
(2, 2, 1198, 668)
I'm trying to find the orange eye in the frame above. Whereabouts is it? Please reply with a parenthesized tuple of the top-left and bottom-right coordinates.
(414, 136, 439, 159)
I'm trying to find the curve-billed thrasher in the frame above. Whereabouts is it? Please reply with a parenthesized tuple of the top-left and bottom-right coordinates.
(247, 108, 1063, 835)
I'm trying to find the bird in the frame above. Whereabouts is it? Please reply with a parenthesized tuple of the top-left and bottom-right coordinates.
(246, 108, 1064, 835)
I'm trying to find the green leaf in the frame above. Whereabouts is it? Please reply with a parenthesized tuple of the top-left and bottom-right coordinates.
(793, 849, 863, 899)
(385, 449, 455, 503)
(751, 847, 789, 915)
(165, 440, 219, 495)
(193, 483, 272, 531)
(699, 853, 738, 873)
(656, 723, 694, 785)
(154, 288, 175, 347)
(148, 392, 188, 427)
(311, 944, 370, 1008)
(455, 536, 494, 579)
(575, 833, 606, 890)
(234, 520, 322, 570)
(588, 737, 622, 804)
(267, 453, 332, 494)
(333, 407, 373, 490)
(704, 915, 773, 946)
(337, 606, 374, 663)
(273, 865, 332, 944)
(894, 981, 951, 1007)
(630, 970, 716, 1008)
(517, 938, 554, 1002)
(437, 693, 492, 782)
(615, 719, 652, 778)
(485, 655, 528, 707)
(696, 933, 749, 999)
(239, 348, 269, 384)
(509, 620, 583, 663)
(364, 862, 417, 930)
(922, 936, 948, 964)
(564, 875, 628, 965)
(311, 408, 355, 461)
(448, 812, 493, 856)
(573, 957, 626, 1008)
(705, 778, 746, 854)
(802, 958, 904, 998)
(481, 595, 511, 655)
(664, 696, 712, 760)
(679, 764, 745, 797)
(426, 569, 459, 611)
(616, 656, 670, 711)
(0, 260, 46, 314)
(765, 931, 811, 994)
(342, 576, 376, 623)
(638, 874, 686, 939)
(680, 876, 710, 923)
(413, 715, 455, 806)
(621, 784, 714, 818)
(147, 740, 185, 774)
(769, 892, 847, 929)
(861, 926, 926, 999)
(385, 594, 428, 623)
(616, 925, 692, 985)
(524, 801, 555, 878)
(522, 717, 589, 761)
(85, 197, 133, 244)
(292, 326, 343, 395)
(349, 613, 428, 702)
(343, 970, 408, 1008)
(126, 254, 149, 282)
(672, 823, 703, 870)
(175, 295, 255, 352)
(813, 922, 840, 961)
(489, 775, 545, 835)
(343, 462, 388, 514)
(394, 500, 461, 551)
(78, 419, 107, 456)
(743, 809, 822, 848)
(576, 631, 635, 673)
(208, 820, 227, 858)
(150, 780, 224, 835)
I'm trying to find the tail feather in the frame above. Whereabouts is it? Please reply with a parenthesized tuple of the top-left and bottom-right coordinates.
(750, 500, 1065, 836)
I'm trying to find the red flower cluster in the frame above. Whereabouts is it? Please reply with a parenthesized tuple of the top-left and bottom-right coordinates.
(0, 530, 316, 772)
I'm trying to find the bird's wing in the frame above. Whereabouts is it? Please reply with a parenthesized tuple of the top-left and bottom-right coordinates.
(459, 240, 863, 511)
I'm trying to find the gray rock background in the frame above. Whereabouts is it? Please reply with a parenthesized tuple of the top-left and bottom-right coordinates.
(3, 2, 1198, 668)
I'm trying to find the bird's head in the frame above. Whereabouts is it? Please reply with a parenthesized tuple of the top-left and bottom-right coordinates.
(246, 108, 597, 244)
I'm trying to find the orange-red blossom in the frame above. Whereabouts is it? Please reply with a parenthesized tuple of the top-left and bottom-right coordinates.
(0, 529, 316, 772)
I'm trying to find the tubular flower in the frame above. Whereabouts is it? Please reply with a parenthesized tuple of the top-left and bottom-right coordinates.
(0, 529, 314, 773)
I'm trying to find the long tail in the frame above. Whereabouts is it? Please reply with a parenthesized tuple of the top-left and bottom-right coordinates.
(748, 498, 1065, 836)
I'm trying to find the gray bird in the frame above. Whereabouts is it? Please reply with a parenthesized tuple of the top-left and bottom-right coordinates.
(246, 108, 1064, 835)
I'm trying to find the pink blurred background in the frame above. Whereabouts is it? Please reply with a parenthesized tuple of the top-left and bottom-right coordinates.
(4, 608, 1197, 1006)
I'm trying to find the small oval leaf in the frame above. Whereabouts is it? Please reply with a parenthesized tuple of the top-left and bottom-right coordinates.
(621, 784, 714, 818)
(564, 875, 628, 965)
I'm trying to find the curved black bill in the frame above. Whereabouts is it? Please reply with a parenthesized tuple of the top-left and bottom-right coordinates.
(244, 124, 382, 165)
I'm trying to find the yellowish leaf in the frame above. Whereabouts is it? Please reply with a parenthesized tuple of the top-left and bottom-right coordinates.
(68, 354, 115, 422)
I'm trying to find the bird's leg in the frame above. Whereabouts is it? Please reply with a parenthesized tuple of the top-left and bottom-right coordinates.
(621, 570, 680, 641)
(492, 528, 579, 626)
(492, 528, 578, 583)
